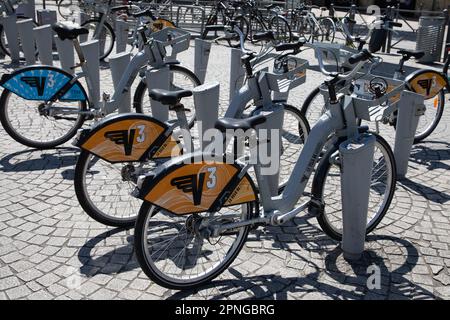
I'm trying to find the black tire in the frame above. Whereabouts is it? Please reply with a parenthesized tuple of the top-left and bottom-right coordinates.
(81, 19, 115, 60)
(249, 17, 265, 44)
(269, 15, 292, 43)
(318, 17, 336, 43)
(74, 150, 143, 227)
(134, 201, 256, 290)
(279, 105, 310, 187)
(412, 90, 445, 144)
(300, 86, 323, 128)
(311, 133, 397, 241)
(227, 15, 249, 48)
(0, 17, 39, 57)
(133, 64, 202, 128)
(0, 89, 87, 149)
(57, 0, 78, 20)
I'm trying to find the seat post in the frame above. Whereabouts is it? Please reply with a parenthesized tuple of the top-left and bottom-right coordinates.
(73, 39, 86, 64)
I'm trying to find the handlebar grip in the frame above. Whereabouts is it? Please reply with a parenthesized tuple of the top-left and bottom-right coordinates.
(348, 49, 373, 64)
(204, 25, 226, 32)
(389, 21, 402, 28)
(253, 31, 275, 42)
(275, 40, 305, 52)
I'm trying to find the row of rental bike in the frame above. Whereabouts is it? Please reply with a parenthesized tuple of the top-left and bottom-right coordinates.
(0, 13, 448, 290)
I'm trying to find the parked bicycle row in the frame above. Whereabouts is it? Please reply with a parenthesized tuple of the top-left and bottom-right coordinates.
(0, 8, 448, 291)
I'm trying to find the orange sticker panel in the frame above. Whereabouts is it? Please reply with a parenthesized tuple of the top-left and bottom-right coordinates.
(152, 135, 182, 158)
(409, 72, 447, 100)
(224, 175, 257, 206)
(81, 119, 165, 162)
(145, 162, 239, 215)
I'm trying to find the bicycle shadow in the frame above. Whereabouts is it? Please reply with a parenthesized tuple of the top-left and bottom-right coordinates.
(395, 141, 450, 204)
(409, 141, 450, 172)
(76, 211, 435, 300)
(167, 234, 436, 300)
(0, 147, 79, 173)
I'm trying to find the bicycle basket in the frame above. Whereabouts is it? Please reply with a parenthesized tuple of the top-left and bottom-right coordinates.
(352, 74, 406, 121)
(150, 27, 191, 58)
(265, 57, 308, 93)
(312, 43, 359, 70)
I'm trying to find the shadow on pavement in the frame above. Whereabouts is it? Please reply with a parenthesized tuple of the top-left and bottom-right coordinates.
(76, 211, 435, 300)
(0, 147, 79, 172)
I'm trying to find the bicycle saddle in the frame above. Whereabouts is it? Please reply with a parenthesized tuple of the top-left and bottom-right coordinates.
(215, 114, 266, 132)
(397, 49, 425, 60)
(148, 89, 192, 106)
(52, 22, 89, 41)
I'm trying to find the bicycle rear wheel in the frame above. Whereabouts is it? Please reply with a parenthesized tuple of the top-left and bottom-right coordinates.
(133, 65, 201, 128)
(269, 15, 292, 43)
(311, 133, 397, 241)
(81, 19, 115, 60)
(0, 89, 87, 149)
(134, 202, 256, 290)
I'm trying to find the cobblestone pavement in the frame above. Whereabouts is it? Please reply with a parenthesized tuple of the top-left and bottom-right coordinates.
(1, 20, 450, 299)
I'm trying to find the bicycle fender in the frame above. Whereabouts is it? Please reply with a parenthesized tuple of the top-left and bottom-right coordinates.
(406, 69, 449, 100)
(75, 113, 182, 163)
(137, 153, 258, 215)
(0, 65, 87, 101)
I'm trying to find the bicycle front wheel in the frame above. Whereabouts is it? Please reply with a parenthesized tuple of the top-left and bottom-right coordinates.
(227, 15, 249, 48)
(81, 19, 115, 60)
(0, 89, 87, 149)
(413, 90, 445, 143)
(311, 133, 397, 241)
(134, 201, 256, 290)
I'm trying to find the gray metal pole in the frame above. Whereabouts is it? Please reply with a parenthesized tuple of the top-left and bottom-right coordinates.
(229, 47, 245, 102)
(393, 91, 425, 178)
(340, 133, 376, 261)
(1, 15, 21, 63)
(145, 66, 170, 122)
(78, 12, 90, 43)
(55, 35, 75, 74)
(194, 38, 211, 84)
(193, 82, 220, 150)
(80, 40, 100, 107)
(109, 52, 131, 113)
(34, 25, 53, 65)
(17, 18, 36, 65)
(115, 19, 128, 54)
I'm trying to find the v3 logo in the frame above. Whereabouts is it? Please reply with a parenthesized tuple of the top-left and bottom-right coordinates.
(21, 76, 47, 96)
(104, 129, 136, 155)
(104, 125, 146, 156)
(171, 168, 217, 205)
(417, 78, 435, 96)
(171, 173, 206, 205)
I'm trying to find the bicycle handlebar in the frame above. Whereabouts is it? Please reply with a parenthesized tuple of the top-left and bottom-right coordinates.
(348, 49, 374, 64)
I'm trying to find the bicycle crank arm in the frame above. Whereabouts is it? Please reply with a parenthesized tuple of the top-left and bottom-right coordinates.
(270, 200, 310, 225)
(210, 216, 269, 237)
(46, 106, 87, 116)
